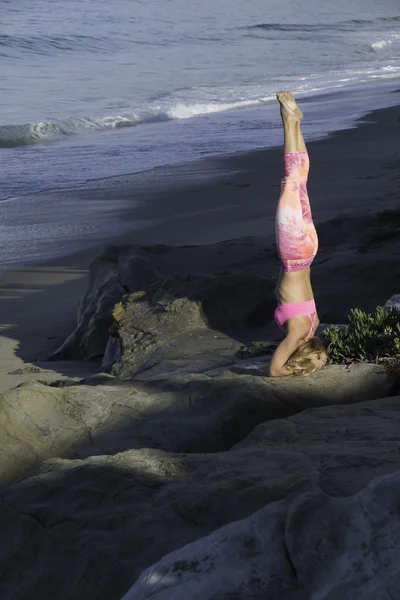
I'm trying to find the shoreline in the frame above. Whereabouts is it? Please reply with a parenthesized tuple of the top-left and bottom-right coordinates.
(2, 79, 400, 208)
(0, 86, 399, 264)
(0, 100, 399, 391)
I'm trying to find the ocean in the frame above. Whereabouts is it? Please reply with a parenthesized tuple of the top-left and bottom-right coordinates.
(1, 0, 399, 262)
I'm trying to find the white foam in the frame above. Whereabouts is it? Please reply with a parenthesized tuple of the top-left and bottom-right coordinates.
(372, 39, 392, 50)
(22, 98, 271, 144)
(2, 60, 398, 148)
(166, 98, 267, 119)
(371, 32, 400, 51)
(27, 112, 168, 142)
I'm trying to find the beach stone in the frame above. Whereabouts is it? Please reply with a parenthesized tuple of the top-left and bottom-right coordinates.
(2, 393, 400, 600)
(384, 294, 400, 311)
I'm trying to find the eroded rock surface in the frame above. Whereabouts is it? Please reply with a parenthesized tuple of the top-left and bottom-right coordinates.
(0, 364, 395, 486)
(1, 393, 400, 600)
(3, 235, 400, 600)
(50, 235, 400, 366)
(124, 468, 400, 600)
(109, 273, 275, 378)
(50, 239, 276, 361)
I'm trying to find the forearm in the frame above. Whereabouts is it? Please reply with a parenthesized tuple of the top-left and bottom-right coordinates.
(268, 335, 299, 377)
(268, 365, 294, 377)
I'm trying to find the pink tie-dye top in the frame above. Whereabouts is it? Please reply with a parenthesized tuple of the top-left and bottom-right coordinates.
(274, 298, 317, 341)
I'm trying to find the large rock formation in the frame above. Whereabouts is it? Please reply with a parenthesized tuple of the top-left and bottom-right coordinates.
(49, 230, 400, 366)
(124, 468, 400, 599)
(1, 390, 400, 600)
(108, 272, 275, 378)
(0, 363, 394, 485)
(49, 238, 277, 361)
(2, 231, 400, 599)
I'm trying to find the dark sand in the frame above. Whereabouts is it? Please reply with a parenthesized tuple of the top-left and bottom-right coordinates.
(0, 101, 399, 391)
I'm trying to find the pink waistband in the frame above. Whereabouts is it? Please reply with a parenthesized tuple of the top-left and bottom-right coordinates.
(274, 298, 317, 331)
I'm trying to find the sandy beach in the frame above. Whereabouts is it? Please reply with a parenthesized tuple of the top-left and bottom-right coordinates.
(0, 99, 399, 392)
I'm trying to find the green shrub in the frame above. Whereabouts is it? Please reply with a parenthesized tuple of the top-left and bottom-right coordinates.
(324, 306, 400, 364)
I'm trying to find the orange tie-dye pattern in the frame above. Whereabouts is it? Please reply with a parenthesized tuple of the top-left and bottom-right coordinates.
(275, 150, 319, 272)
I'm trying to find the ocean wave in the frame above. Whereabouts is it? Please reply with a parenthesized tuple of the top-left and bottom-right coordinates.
(347, 16, 400, 25)
(370, 34, 400, 51)
(1, 61, 399, 149)
(243, 16, 400, 33)
(0, 113, 167, 148)
(166, 98, 266, 119)
(371, 40, 393, 50)
(0, 33, 114, 56)
(0, 99, 270, 148)
(244, 23, 339, 33)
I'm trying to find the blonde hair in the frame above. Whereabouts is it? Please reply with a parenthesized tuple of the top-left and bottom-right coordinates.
(285, 337, 327, 376)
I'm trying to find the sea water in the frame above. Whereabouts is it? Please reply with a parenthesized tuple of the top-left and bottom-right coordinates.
(0, 0, 399, 255)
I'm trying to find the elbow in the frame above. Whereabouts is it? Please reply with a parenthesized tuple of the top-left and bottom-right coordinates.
(268, 365, 293, 378)
(268, 367, 280, 377)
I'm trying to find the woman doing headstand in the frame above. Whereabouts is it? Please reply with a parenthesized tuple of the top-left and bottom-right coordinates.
(269, 91, 328, 377)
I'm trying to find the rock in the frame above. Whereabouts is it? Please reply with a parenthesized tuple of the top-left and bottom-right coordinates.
(384, 294, 400, 312)
(48, 247, 130, 360)
(50, 238, 275, 361)
(7, 366, 44, 375)
(5, 239, 399, 599)
(2, 393, 400, 599)
(124, 469, 400, 600)
(109, 273, 275, 378)
(312, 256, 400, 323)
(102, 336, 122, 372)
(0, 364, 395, 486)
(50, 238, 400, 368)
(235, 340, 278, 359)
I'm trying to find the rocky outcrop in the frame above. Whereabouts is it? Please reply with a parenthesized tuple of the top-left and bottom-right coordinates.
(1, 293, 399, 600)
(0, 363, 394, 486)
(4, 235, 400, 600)
(1, 391, 400, 600)
(49, 238, 276, 361)
(50, 236, 400, 373)
(48, 245, 160, 360)
(108, 273, 275, 378)
(124, 468, 400, 599)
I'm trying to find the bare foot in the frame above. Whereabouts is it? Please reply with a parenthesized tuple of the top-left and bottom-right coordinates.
(276, 90, 303, 122)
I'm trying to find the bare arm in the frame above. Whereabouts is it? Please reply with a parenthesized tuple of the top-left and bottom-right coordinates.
(268, 334, 301, 377)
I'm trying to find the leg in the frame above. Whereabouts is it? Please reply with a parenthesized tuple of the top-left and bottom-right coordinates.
(279, 93, 303, 153)
(295, 121, 307, 152)
(275, 92, 318, 272)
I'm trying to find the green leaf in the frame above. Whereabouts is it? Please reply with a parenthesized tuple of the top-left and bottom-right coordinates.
(324, 306, 400, 364)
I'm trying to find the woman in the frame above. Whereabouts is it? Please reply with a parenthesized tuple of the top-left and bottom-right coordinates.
(269, 91, 328, 377)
